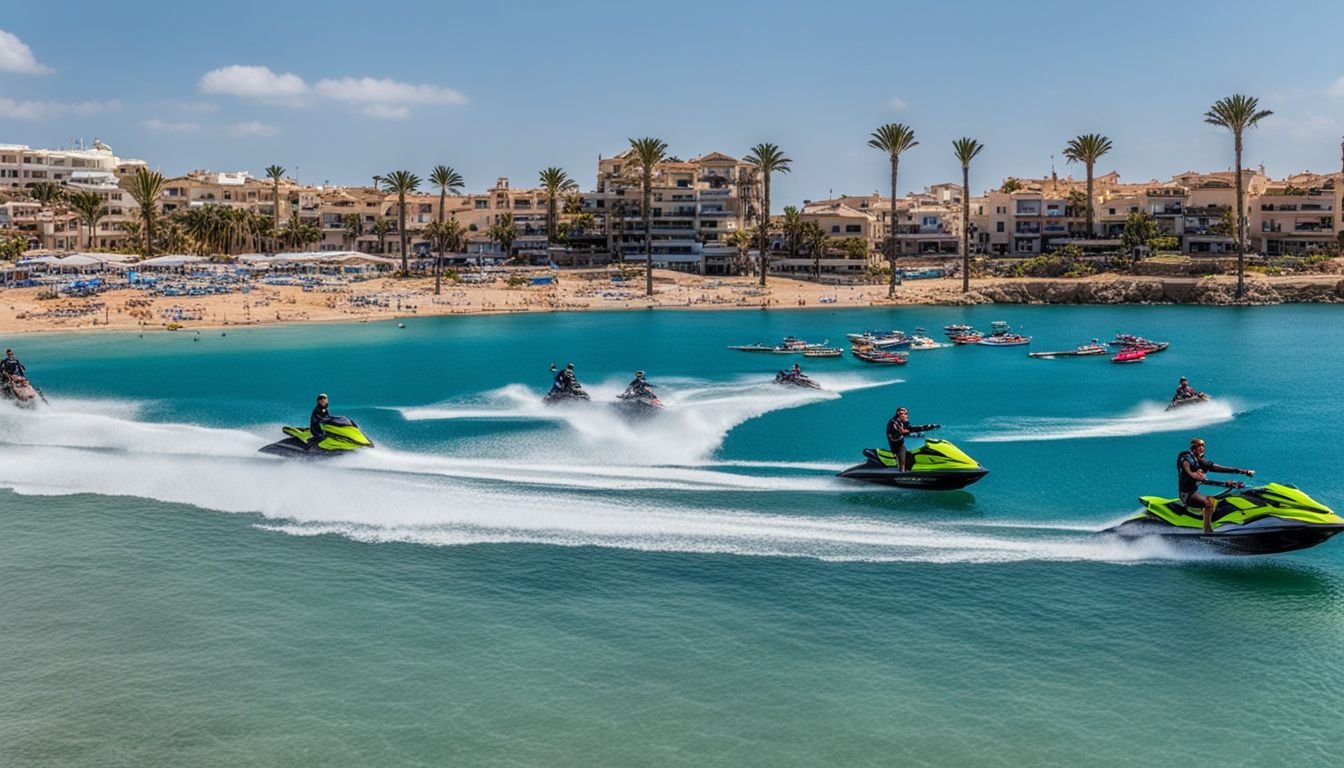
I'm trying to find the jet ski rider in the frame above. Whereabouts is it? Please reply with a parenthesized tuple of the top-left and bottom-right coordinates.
(550, 362, 580, 393)
(1173, 376, 1198, 402)
(624, 370, 652, 398)
(1179, 437, 1255, 534)
(886, 406, 940, 470)
(1, 348, 26, 387)
(778, 362, 804, 382)
(308, 393, 334, 450)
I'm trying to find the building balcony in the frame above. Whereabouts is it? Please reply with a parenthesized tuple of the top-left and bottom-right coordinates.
(1014, 225, 1041, 235)
(1014, 207, 1041, 216)
(1154, 205, 1184, 216)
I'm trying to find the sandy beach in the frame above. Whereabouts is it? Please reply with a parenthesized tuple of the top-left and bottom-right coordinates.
(1, 268, 1340, 336)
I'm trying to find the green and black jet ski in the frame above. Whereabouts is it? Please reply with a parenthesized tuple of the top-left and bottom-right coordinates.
(837, 439, 988, 490)
(1106, 482, 1344, 555)
(258, 416, 374, 458)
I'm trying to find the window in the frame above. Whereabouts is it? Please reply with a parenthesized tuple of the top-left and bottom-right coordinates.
(831, 225, 840, 233)
(996, 222, 1004, 232)
(474, 200, 488, 209)
(845, 224, 861, 233)
(1108, 208, 1116, 215)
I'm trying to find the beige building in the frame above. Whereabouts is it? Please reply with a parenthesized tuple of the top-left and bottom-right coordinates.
(587, 150, 757, 274)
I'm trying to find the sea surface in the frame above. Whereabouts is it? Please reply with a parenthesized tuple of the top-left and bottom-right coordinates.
(2, 304, 1342, 767)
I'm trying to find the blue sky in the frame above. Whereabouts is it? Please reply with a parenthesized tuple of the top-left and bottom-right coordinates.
(3, 1, 1343, 205)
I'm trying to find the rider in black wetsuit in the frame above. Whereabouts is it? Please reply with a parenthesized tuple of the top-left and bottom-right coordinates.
(623, 370, 652, 398)
(1, 348, 25, 395)
(308, 393, 333, 450)
(1178, 437, 1254, 534)
(885, 406, 940, 470)
(1173, 377, 1197, 402)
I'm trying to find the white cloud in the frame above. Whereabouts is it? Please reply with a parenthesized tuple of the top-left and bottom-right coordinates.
(0, 29, 51, 74)
(315, 76, 468, 107)
(227, 120, 279, 137)
(143, 118, 202, 133)
(887, 96, 908, 111)
(169, 100, 219, 113)
(0, 97, 120, 121)
(1329, 77, 1344, 98)
(362, 104, 411, 120)
(199, 65, 308, 101)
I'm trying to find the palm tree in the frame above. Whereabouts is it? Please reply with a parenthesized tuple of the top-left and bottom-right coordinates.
(127, 167, 167, 259)
(371, 218, 393, 255)
(381, 170, 422, 275)
(265, 165, 286, 230)
(868, 123, 918, 298)
(489, 212, 516, 260)
(429, 164, 464, 226)
(342, 213, 364, 251)
(538, 166, 578, 262)
(1062, 134, 1113, 240)
(627, 137, 669, 296)
(952, 138, 985, 294)
(781, 206, 803, 261)
(1205, 94, 1273, 298)
(28, 181, 65, 208)
(744, 142, 792, 287)
(68, 190, 105, 249)
(425, 217, 465, 295)
(727, 229, 754, 276)
(802, 220, 829, 282)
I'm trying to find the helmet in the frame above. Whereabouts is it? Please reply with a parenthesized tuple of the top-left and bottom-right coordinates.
(1179, 376, 1188, 382)
(1190, 437, 1205, 447)
(3, 349, 11, 355)
(635, 370, 644, 378)
(317, 393, 328, 400)
(566, 363, 575, 370)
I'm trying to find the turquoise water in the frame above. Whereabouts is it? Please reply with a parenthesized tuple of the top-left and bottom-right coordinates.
(2, 306, 1343, 766)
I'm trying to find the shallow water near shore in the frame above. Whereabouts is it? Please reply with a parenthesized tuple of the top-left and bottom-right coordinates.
(2, 304, 1342, 766)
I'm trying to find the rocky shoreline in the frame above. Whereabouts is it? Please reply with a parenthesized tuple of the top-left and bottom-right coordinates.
(953, 276, 1344, 306)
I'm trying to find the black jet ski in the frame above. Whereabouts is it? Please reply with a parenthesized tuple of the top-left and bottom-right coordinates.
(1165, 392, 1210, 411)
(543, 383, 591, 404)
(774, 371, 821, 389)
(259, 416, 374, 458)
(1105, 482, 1344, 555)
(837, 439, 988, 490)
(615, 386, 663, 416)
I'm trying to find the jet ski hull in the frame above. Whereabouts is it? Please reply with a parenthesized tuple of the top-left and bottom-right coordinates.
(544, 389, 591, 404)
(837, 464, 988, 490)
(1105, 517, 1344, 555)
(838, 440, 988, 491)
(1108, 483, 1344, 555)
(258, 436, 353, 459)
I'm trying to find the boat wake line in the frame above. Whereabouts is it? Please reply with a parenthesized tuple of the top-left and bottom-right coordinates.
(394, 374, 901, 466)
(966, 399, 1245, 443)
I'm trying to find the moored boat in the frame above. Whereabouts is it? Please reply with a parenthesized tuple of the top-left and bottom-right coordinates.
(1111, 348, 1147, 364)
(854, 348, 908, 365)
(803, 347, 844, 358)
(908, 335, 948, 350)
(1028, 341, 1107, 358)
(978, 333, 1031, 347)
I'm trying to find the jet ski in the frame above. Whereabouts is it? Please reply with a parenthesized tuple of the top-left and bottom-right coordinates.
(774, 371, 821, 389)
(258, 416, 374, 458)
(1, 375, 42, 407)
(1166, 392, 1210, 411)
(1105, 482, 1344, 555)
(616, 387, 663, 416)
(837, 439, 989, 490)
(543, 383, 591, 404)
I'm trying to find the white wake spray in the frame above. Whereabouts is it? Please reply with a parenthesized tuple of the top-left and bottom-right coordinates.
(966, 399, 1243, 443)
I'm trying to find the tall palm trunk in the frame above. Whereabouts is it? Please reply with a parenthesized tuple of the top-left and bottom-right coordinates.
(1234, 133, 1245, 298)
(643, 184, 653, 297)
(888, 156, 899, 297)
(961, 165, 971, 294)
(1085, 163, 1095, 238)
(435, 186, 446, 295)
(758, 174, 770, 287)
